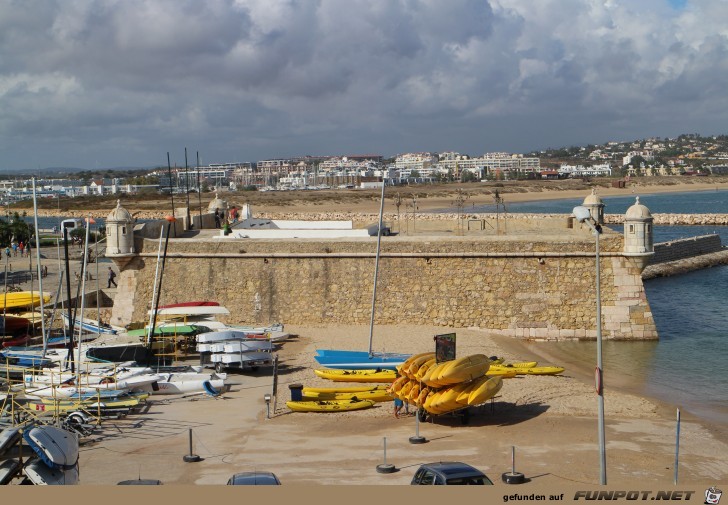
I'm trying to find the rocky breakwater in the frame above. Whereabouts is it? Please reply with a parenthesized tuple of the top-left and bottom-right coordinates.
(606, 213, 728, 225)
(257, 211, 728, 226)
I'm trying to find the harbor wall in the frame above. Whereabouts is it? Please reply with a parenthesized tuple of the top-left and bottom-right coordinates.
(649, 234, 723, 264)
(110, 230, 658, 341)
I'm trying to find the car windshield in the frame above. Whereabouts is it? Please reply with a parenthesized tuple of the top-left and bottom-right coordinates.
(445, 476, 492, 485)
(228, 474, 279, 485)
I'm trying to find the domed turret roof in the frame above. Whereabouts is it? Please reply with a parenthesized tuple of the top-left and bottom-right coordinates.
(583, 188, 604, 206)
(106, 200, 133, 222)
(625, 196, 652, 220)
(208, 192, 227, 212)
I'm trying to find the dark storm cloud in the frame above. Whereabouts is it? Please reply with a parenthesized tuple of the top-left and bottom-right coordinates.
(0, 0, 726, 170)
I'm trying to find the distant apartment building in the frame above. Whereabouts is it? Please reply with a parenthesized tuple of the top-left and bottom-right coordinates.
(436, 152, 540, 178)
(318, 156, 380, 173)
(622, 150, 655, 166)
(394, 152, 439, 173)
(559, 163, 612, 178)
(257, 159, 295, 177)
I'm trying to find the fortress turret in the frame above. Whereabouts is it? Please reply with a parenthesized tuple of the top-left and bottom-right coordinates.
(582, 188, 605, 225)
(623, 196, 654, 270)
(208, 192, 227, 214)
(105, 200, 136, 259)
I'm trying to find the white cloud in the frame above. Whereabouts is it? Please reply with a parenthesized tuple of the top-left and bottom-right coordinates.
(1, 0, 727, 169)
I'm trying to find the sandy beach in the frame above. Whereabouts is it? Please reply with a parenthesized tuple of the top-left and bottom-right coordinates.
(69, 324, 728, 487)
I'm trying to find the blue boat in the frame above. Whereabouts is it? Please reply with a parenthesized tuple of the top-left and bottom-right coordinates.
(314, 350, 410, 370)
(0, 350, 54, 368)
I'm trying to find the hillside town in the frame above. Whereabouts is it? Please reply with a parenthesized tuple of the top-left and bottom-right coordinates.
(2, 133, 728, 206)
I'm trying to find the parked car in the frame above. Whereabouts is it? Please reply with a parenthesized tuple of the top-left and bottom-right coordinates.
(227, 471, 281, 485)
(411, 462, 493, 485)
(117, 479, 163, 485)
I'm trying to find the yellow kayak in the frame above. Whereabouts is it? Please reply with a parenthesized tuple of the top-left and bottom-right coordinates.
(485, 369, 518, 378)
(425, 354, 490, 387)
(286, 399, 375, 412)
(489, 365, 565, 376)
(422, 376, 503, 414)
(301, 389, 393, 403)
(302, 385, 389, 394)
(489, 359, 538, 368)
(1, 292, 51, 310)
(314, 369, 397, 383)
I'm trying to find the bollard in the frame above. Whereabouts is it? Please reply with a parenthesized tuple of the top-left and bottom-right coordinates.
(375, 436, 396, 473)
(182, 428, 202, 463)
(409, 410, 427, 444)
(502, 445, 525, 484)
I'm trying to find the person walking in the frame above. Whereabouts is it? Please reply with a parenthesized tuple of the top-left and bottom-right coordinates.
(107, 267, 117, 288)
(214, 209, 221, 228)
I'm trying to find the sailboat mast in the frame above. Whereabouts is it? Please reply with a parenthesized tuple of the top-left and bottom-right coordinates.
(367, 177, 387, 358)
(63, 227, 75, 373)
(146, 226, 165, 347)
(196, 151, 203, 229)
(31, 178, 48, 355)
(77, 216, 93, 381)
(148, 216, 175, 353)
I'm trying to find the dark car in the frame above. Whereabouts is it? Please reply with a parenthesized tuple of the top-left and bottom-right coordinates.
(227, 471, 281, 485)
(117, 479, 163, 485)
(411, 462, 493, 485)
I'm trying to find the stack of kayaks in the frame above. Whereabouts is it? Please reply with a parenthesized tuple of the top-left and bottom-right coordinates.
(388, 353, 505, 415)
(309, 352, 565, 415)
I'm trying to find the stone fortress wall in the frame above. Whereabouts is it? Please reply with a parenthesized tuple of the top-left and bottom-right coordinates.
(110, 221, 657, 342)
(105, 193, 666, 342)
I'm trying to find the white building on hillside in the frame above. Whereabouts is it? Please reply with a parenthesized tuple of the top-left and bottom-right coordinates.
(559, 163, 612, 178)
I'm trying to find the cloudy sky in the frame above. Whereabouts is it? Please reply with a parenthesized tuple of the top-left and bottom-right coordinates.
(1, 0, 726, 171)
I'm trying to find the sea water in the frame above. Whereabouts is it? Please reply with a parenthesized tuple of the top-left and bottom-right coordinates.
(440, 189, 728, 426)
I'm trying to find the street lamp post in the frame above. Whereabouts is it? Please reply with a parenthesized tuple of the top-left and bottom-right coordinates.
(573, 205, 606, 485)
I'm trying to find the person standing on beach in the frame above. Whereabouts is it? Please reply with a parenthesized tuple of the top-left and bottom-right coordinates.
(107, 267, 117, 288)
(393, 398, 404, 418)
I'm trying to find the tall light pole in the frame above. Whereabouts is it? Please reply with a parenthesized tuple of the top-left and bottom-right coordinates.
(573, 205, 606, 485)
